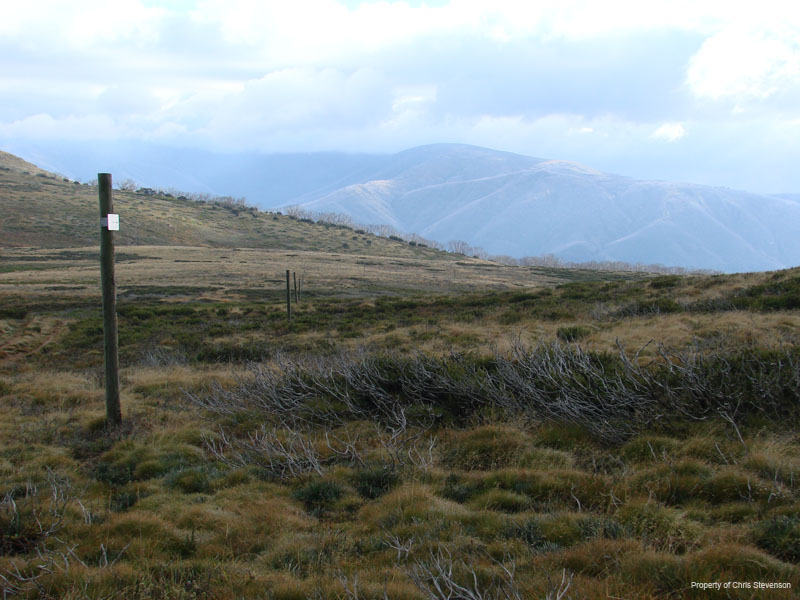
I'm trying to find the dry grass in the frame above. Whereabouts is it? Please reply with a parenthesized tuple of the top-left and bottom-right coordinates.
(0, 245, 567, 301)
(1, 354, 799, 597)
(591, 311, 800, 354)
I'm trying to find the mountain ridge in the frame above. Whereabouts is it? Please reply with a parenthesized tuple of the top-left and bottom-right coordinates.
(3, 142, 799, 272)
(286, 145, 800, 273)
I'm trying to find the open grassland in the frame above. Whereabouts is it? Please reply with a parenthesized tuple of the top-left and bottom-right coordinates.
(1, 248, 800, 599)
(2, 253, 797, 366)
(0, 245, 603, 302)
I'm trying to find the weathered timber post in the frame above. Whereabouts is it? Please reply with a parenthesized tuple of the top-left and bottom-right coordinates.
(286, 269, 292, 321)
(293, 271, 298, 304)
(98, 173, 122, 427)
(298, 271, 304, 302)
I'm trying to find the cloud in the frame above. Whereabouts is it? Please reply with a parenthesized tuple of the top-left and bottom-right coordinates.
(2, 1, 800, 192)
(687, 24, 800, 105)
(652, 123, 686, 142)
(0, 113, 123, 140)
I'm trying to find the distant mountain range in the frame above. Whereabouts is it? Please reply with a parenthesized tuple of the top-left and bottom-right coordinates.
(5, 141, 800, 273)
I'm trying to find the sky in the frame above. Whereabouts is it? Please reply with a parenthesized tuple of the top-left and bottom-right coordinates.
(2, 0, 800, 193)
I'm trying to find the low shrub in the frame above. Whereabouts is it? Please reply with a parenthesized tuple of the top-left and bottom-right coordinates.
(191, 343, 800, 449)
(649, 275, 681, 289)
(734, 276, 800, 311)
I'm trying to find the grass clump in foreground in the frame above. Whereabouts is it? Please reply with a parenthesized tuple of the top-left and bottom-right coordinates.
(4, 340, 800, 598)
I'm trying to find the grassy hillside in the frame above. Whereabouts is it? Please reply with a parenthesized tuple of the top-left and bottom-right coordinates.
(0, 155, 448, 258)
(0, 151, 51, 175)
(1, 152, 800, 598)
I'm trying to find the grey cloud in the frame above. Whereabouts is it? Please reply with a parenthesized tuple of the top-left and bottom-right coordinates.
(3, 3, 800, 194)
(358, 29, 704, 122)
(96, 86, 163, 116)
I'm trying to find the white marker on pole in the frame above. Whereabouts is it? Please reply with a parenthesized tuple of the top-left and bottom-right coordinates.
(102, 214, 120, 230)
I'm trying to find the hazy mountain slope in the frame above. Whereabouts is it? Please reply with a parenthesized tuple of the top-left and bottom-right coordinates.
(2, 140, 386, 205)
(298, 145, 547, 230)
(5, 142, 800, 272)
(291, 145, 800, 273)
